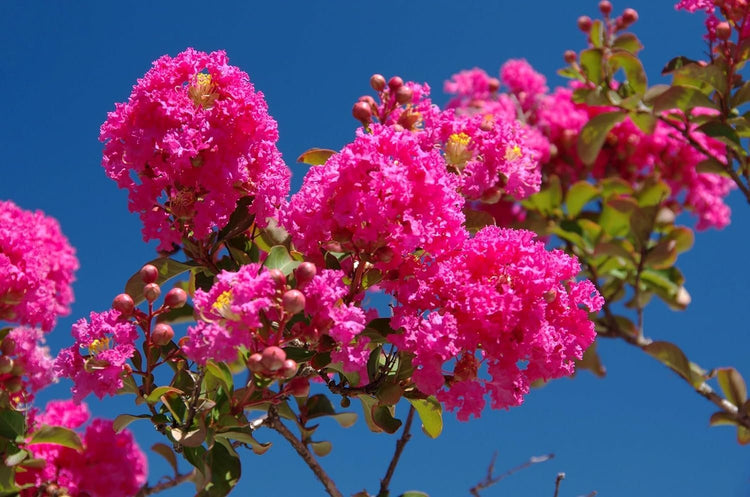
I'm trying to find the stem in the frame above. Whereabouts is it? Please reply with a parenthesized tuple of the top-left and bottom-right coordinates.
(182, 368, 206, 431)
(378, 405, 416, 497)
(264, 407, 343, 497)
(553, 473, 565, 497)
(469, 453, 554, 497)
(135, 470, 196, 497)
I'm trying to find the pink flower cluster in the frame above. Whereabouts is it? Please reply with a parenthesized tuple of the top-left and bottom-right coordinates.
(284, 125, 466, 270)
(55, 310, 138, 401)
(18, 400, 147, 497)
(0, 200, 78, 331)
(390, 227, 603, 420)
(2, 327, 55, 402)
(677, 0, 750, 41)
(100, 48, 290, 252)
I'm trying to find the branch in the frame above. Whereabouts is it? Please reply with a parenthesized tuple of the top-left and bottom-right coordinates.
(135, 470, 196, 497)
(378, 405, 416, 497)
(469, 452, 554, 497)
(553, 473, 565, 497)
(264, 406, 344, 497)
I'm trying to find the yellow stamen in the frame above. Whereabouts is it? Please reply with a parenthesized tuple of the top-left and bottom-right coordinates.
(212, 290, 238, 320)
(505, 144, 523, 161)
(445, 133, 473, 170)
(188, 72, 219, 109)
(87, 337, 110, 355)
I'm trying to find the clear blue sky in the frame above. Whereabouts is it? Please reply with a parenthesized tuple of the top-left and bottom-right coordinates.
(1, 2, 748, 496)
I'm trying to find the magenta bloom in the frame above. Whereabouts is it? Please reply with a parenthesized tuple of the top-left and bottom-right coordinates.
(3, 327, 56, 401)
(285, 125, 466, 269)
(391, 227, 603, 420)
(19, 400, 147, 497)
(55, 310, 138, 401)
(0, 200, 78, 331)
(100, 48, 290, 252)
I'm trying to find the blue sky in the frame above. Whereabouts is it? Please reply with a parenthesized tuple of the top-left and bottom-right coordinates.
(1, 2, 748, 496)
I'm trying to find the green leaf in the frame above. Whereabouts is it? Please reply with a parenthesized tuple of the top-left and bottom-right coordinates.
(738, 426, 750, 445)
(0, 410, 25, 440)
(399, 492, 430, 497)
(600, 195, 637, 237)
(695, 158, 727, 175)
(577, 111, 627, 166)
(575, 341, 606, 378)
(156, 303, 195, 325)
(297, 148, 336, 166)
(524, 176, 562, 215)
(199, 440, 241, 496)
(697, 121, 741, 145)
(589, 20, 604, 48)
(716, 368, 747, 406)
(580, 48, 604, 84)
(566, 181, 599, 218)
(609, 51, 647, 95)
(125, 258, 195, 305)
(636, 179, 670, 207)
(215, 430, 271, 455)
(463, 207, 495, 234)
(372, 405, 402, 434)
(216, 196, 256, 242)
(644, 341, 703, 388)
(206, 361, 234, 394)
(152, 443, 179, 476)
(709, 411, 737, 427)
(629, 112, 657, 134)
(310, 440, 332, 457)
(662, 56, 699, 74)
(358, 395, 383, 433)
(651, 85, 718, 113)
(665, 226, 694, 254)
(146, 386, 184, 404)
(612, 33, 644, 53)
(28, 426, 83, 451)
(4, 449, 27, 467)
(112, 414, 151, 433)
(407, 397, 443, 439)
(263, 245, 300, 275)
(673, 63, 727, 96)
(731, 80, 750, 108)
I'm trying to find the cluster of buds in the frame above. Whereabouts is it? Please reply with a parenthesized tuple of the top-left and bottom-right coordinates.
(352, 73, 417, 128)
(247, 346, 298, 380)
(576, 2, 638, 36)
(0, 336, 24, 396)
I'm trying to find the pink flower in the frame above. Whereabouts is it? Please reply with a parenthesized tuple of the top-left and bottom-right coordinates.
(55, 310, 138, 401)
(0, 200, 78, 331)
(2, 327, 56, 402)
(100, 48, 290, 252)
(19, 400, 147, 497)
(284, 125, 466, 270)
(500, 59, 548, 112)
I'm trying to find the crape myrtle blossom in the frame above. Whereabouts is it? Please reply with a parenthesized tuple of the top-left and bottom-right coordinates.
(676, 1, 750, 41)
(100, 48, 290, 253)
(55, 310, 138, 402)
(18, 400, 147, 497)
(390, 227, 603, 421)
(284, 124, 466, 271)
(0, 200, 78, 331)
(1, 327, 56, 403)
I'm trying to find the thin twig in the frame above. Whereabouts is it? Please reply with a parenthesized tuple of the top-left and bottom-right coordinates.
(378, 405, 416, 496)
(264, 406, 344, 497)
(469, 453, 554, 496)
(135, 470, 196, 497)
(182, 368, 206, 433)
(553, 473, 565, 497)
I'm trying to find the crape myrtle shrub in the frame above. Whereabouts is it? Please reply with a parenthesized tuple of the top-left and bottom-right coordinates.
(0, 1, 749, 496)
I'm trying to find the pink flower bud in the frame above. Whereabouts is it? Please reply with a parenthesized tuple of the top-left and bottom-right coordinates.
(488, 77, 500, 93)
(0, 357, 13, 375)
(388, 76, 404, 91)
(164, 288, 187, 309)
(564, 50, 577, 64)
(287, 376, 310, 397)
(0, 338, 15, 356)
(112, 293, 135, 316)
(395, 86, 413, 104)
(370, 74, 386, 92)
(294, 262, 317, 287)
(267, 268, 286, 287)
(717, 22, 732, 40)
(152, 323, 174, 346)
(599, 0, 612, 15)
(140, 264, 159, 284)
(577, 15, 592, 32)
(278, 359, 298, 379)
(282, 289, 306, 315)
(247, 353, 264, 373)
(358, 95, 376, 107)
(353, 102, 372, 123)
(144, 283, 161, 303)
(622, 8, 638, 25)
(260, 346, 286, 371)
(5, 377, 22, 393)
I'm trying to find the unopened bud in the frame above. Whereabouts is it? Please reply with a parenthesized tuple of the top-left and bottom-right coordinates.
(599, 0, 612, 15)
(388, 76, 404, 91)
(488, 77, 500, 93)
(260, 346, 286, 372)
(622, 8, 638, 25)
(164, 288, 187, 309)
(577, 15, 593, 32)
(340, 396, 351, 408)
(0, 357, 13, 375)
(717, 22, 732, 40)
(5, 377, 22, 393)
(144, 283, 161, 303)
(370, 74, 386, 92)
(282, 290, 306, 315)
(564, 50, 577, 64)
(112, 293, 135, 316)
(0, 338, 15, 356)
(247, 353, 264, 373)
(287, 376, 310, 397)
(353, 102, 372, 123)
(294, 262, 317, 287)
(278, 359, 298, 379)
(140, 264, 159, 284)
(373, 246, 394, 264)
(267, 269, 286, 287)
(152, 323, 174, 346)
(395, 85, 413, 104)
(358, 95, 376, 107)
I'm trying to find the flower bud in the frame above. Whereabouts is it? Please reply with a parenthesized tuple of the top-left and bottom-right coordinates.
(376, 383, 402, 406)
(278, 359, 298, 379)
(370, 73, 386, 92)
(152, 323, 174, 346)
(340, 396, 351, 408)
(144, 283, 161, 303)
(164, 288, 188, 309)
(353, 102, 372, 123)
(373, 245, 394, 263)
(488, 77, 500, 93)
(267, 269, 286, 287)
(564, 50, 577, 64)
(112, 293, 135, 316)
(5, 377, 22, 393)
(717, 22, 732, 40)
(287, 377, 310, 397)
(599, 0, 612, 15)
(294, 262, 317, 287)
(260, 346, 286, 372)
(395, 85, 413, 104)
(0, 357, 13, 375)
(358, 95, 376, 107)
(0, 337, 15, 356)
(140, 264, 159, 284)
(622, 8, 638, 25)
(388, 76, 404, 91)
(247, 353, 264, 373)
(282, 289, 306, 315)
(577, 15, 592, 32)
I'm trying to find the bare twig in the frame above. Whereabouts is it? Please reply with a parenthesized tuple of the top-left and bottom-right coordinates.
(264, 406, 343, 497)
(182, 368, 206, 433)
(135, 470, 196, 497)
(469, 452, 554, 496)
(553, 473, 565, 497)
(378, 405, 416, 496)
